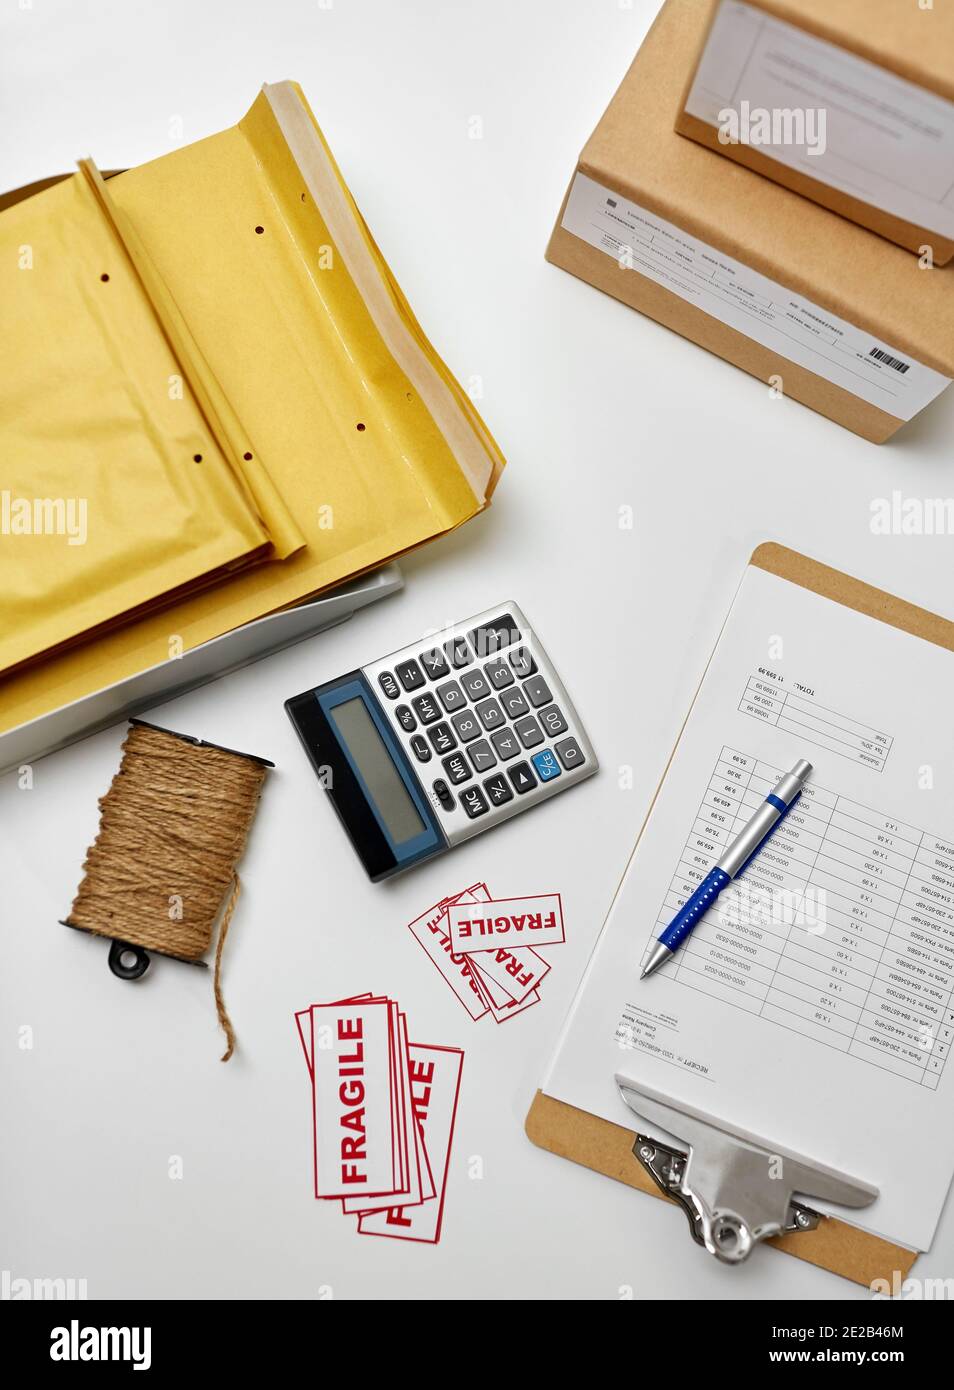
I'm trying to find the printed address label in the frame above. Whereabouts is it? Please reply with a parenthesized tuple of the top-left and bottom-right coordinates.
(561, 171, 950, 420)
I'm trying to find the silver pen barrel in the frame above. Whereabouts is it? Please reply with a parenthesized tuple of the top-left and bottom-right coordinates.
(717, 758, 813, 880)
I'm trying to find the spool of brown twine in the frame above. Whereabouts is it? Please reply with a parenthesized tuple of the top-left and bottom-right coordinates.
(65, 720, 272, 1061)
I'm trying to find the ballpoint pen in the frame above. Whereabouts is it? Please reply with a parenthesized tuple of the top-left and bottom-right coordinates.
(641, 758, 813, 979)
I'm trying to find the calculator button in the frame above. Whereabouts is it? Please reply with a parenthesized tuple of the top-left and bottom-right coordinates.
(395, 704, 416, 733)
(444, 636, 472, 669)
(411, 692, 440, 725)
(484, 658, 515, 690)
(500, 687, 529, 720)
(460, 785, 489, 820)
(514, 714, 544, 749)
(378, 671, 400, 700)
(410, 734, 431, 763)
(428, 722, 457, 755)
(396, 658, 425, 692)
(508, 646, 537, 679)
(452, 709, 481, 742)
(555, 736, 586, 771)
(442, 752, 472, 785)
(420, 647, 450, 681)
(432, 778, 455, 812)
(508, 761, 537, 795)
(460, 668, 491, 702)
(467, 739, 497, 774)
(468, 615, 522, 658)
(538, 704, 568, 737)
(491, 728, 521, 761)
(532, 748, 561, 782)
(483, 773, 514, 807)
(475, 697, 505, 731)
(523, 674, 552, 708)
(436, 680, 466, 713)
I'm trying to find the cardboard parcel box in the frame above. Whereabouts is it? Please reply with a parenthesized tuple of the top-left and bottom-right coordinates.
(677, 0, 954, 263)
(546, 0, 954, 443)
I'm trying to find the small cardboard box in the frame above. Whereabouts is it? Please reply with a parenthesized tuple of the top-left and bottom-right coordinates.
(546, 0, 953, 443)
(676, 0, 954, 263)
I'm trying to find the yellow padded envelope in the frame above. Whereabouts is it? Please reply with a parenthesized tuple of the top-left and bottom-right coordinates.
(0, 83, 504, 733)
(0, 170, 280, 675)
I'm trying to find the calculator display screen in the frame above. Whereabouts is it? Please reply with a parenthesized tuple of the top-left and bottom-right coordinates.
(328, 697, 426, 844)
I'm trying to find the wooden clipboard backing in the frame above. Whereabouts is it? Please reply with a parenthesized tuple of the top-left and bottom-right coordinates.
(526, 541, 953, 1288)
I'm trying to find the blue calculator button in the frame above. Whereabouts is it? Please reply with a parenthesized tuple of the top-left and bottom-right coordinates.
(532, 748, 561, 782)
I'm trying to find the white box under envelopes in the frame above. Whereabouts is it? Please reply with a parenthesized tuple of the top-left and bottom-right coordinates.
(0, 566, 402, 775)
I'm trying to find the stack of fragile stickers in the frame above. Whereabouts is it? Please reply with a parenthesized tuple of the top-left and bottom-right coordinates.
(295, 996, 463, 1244)
(408, 882, 565, 1023)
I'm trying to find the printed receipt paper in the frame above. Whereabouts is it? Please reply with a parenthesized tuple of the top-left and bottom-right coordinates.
(543, 563, 954, 1251)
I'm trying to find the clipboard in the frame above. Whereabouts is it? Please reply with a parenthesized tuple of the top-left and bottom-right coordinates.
(526, 541, 954, 1287)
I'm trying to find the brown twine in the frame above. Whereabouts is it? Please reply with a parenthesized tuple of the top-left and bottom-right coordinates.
(67, 723, 269, 1061)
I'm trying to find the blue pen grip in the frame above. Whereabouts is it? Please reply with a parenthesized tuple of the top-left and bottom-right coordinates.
(658, 867, 731, 952)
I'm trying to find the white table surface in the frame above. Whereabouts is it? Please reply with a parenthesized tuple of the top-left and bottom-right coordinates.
(2, 0, 953, 1302)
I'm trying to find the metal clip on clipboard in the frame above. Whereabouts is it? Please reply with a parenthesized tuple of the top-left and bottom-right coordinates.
(616, 1077, 879, 1265)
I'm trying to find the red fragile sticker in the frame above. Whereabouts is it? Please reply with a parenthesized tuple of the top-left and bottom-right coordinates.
(448, 894, 565, 952)
(309, 1000, 396, 1199)
(408, 885, 567, 1024)
(295, 997, 461, 1243)
(469, 966, 541, 1024)
(357, 1044, 463, 1244)
(468, 946, 551, 1004)
(407, 886, 493, 1021)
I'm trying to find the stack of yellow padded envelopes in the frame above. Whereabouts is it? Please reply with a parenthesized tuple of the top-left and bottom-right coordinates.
(0, 82, 504, 733)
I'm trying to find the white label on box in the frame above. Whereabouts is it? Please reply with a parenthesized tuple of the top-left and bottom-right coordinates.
(684, 0, 954, 242)
(561, 171, 951, 420)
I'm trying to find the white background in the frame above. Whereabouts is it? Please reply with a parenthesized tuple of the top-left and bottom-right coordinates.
(2, 0, 953, 1302)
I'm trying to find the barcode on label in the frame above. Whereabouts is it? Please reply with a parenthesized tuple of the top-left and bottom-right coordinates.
(869, 347, 910, 374)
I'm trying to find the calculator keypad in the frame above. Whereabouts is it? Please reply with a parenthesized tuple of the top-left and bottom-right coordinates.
(508, 647, 536, 679)
(460, 785, 489, 819)
(442, 752, 471, 785)
(523, 674, 552, 708)
(410, 734, 431, 762)
(468, 739, 496, 774)
(532, 748, 561, 782)
(378, 671, 400, 700)
(444, 637, 472, 669)
(429, 722, 457, 755)
(500, 687, 528, 719)
(491, 728, 520, 760)
(412, 692, 440, 724)
(538, 704, 567, 737)
(509, 761, 537, 794)
(484, 658, 514, 690)
(483, 773, 513, 806)
(363, 603, 596, 847)
(460, 668, 492, 701)
(476, 697, 505, 731)
(420, 648, 449, 680)
(555, 736, 585, 770)
(396, 659, 425, 692)
(514, 715, 543, 749)
(452, 710, 481, 742)
(436, 680, 466, 713)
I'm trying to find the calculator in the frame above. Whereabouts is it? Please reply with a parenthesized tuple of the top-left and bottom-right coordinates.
(285, 602, 597, 880)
